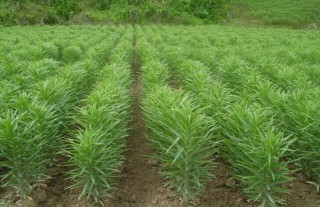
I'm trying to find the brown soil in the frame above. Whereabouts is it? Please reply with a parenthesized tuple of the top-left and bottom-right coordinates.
(103, 27, 181, 207)
(286, 173, 320, 207)
(199, 162, 257, 207)
(4, 160, 320, 207)
(200, 162, 320, 207)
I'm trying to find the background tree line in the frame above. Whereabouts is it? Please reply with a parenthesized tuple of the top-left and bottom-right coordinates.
(0, 0, 229, 25)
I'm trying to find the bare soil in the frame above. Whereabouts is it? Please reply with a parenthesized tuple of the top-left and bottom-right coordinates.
(4, 160, 320, 207)
(286, 173, 320, 207)
(199, 162, 320, 207)
(103, 30, 181, 207)
(199, 162, 257, 207)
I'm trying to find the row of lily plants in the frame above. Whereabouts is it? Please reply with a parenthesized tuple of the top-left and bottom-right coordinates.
(137, 26, 218, 204)
(0, 26, 127, 198)
(64, 26, 134, 203)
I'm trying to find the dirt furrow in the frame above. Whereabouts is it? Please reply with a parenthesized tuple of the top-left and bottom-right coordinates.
(105, 26, 180, 207)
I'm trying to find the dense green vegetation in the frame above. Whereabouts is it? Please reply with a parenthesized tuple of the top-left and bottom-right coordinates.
(0, 0, 228, 25)
(0, 25, 127, 198)
(1, 0, 319, 27)
(138, 33, 217, 204)
(143, 24, 320, 206)
(231, 0, 320, 27)
(1, 24, 320, 206)
(65, 27, 133, 202)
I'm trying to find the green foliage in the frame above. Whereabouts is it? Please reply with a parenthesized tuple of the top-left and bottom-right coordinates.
(53, 0, 80, 19)
(169, 0, 228, 19)
(0, 101, 60, 196)
(222, 105, 293, 206)
(143, 86, 216, 203)
(1, 24, 320, 206)
(1, 0, 320, 25)
(0, 25, 123, 199)
(0, 0, 228, 24)
(64, 28, 133, 203)
(140, 61, 171, 92)
(67, 130, 120, 202)
(138, 28, 217, 203)
(0, 75, 72, 196)
(140, 25, 312, 206)
(61, 46, 83, 63)
(65, 62, 132, 203)
(284, 90, 320, 183)
(231, 0, 320, 27)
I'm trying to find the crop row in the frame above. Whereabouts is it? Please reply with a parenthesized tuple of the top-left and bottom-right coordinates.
(0, 26, 129, 198)
(65, 26, 134, 203)
(137, 27, 218, 204)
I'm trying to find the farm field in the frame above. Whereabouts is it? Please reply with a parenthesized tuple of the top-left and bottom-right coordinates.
(0, 25, 320, 207)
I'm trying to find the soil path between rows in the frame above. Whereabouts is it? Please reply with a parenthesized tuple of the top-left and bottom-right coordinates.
(104, 29, 180, 207)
